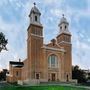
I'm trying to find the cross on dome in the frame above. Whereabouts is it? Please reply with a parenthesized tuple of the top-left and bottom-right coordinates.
(29, 2, 41, 25)
(60, 14, 68, 24)
(33, 2, 36, 6)
(62, 14, 64, 18)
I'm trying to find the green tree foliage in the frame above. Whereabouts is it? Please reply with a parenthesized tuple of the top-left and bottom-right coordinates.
(0, 69, 8, 81)
(72, 65, 87, 83)
(0, 32, 8, 52)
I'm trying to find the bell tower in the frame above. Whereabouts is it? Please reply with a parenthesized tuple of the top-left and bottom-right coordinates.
(29, 2, 41, 25)
(57, 14, 71, 43)
(57, 15, 72, 81)
(27, 3, 43, 80)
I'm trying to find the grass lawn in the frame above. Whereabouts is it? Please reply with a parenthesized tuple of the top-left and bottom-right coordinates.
(0, 85, 89, 90)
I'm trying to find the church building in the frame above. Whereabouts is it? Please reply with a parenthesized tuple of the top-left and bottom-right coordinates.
(7, 4, 72, 84)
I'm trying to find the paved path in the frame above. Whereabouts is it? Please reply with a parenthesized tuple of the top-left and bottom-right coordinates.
(0, 81, 12, 87)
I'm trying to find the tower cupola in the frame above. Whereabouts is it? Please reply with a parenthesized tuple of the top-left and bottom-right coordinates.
(29, 3, 42, 25)
(58, 14, 71, 35)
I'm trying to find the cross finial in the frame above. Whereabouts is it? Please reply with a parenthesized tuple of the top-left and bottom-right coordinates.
(19, 58, 21, 62)
(62, 14, 64, 18)
(33, 2, 36, 6)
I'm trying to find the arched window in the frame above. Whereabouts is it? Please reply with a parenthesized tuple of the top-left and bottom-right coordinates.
(35, 16, 37, 21)
(60, 26, 62, 30)
(48, 55, 58, 68)
(65, 25, 67, 29)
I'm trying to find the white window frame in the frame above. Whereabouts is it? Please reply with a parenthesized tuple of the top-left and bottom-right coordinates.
(48, 55, 58, 68)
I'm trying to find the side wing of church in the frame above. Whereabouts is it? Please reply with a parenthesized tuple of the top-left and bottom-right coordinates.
(7, 4, 72, 84)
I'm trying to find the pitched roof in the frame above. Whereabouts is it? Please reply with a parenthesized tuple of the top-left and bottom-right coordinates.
(29, 6, 41, 16)
(9, 61, 24, 68)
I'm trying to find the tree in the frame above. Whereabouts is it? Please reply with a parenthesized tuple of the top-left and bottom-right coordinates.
(0, 32, 8, 52)
(0, 69, 8, 81)
(72, 65, 87, 83)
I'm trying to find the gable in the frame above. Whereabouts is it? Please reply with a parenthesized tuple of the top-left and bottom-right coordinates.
(46, 42, 61, 49)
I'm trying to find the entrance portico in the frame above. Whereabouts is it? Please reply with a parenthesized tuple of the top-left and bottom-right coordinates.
(48, 72, 59, 81)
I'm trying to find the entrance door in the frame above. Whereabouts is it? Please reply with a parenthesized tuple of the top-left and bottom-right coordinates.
(51, 73, 56, 81)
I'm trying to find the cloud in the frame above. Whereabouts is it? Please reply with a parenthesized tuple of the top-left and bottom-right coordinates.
(50, 9, 63, 17)
(0, 1, 27, 69)
(43, 0, 63, 4)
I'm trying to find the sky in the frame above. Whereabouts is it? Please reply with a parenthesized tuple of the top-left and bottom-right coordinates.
(0, 0, 90, 70)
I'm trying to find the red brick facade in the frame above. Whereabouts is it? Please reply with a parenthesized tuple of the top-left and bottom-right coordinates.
(7, 5, 72, 84)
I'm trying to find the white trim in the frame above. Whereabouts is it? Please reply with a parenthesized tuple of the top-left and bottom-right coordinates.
(31, 33, 43, 38)
(11, 65, 23, 67)
(6, 74, 13, 77)
(60, 30, 71, 35)
(42, 46, 65, 52)
(30, 22, 42, 27)
(59, 41, 71, 44)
